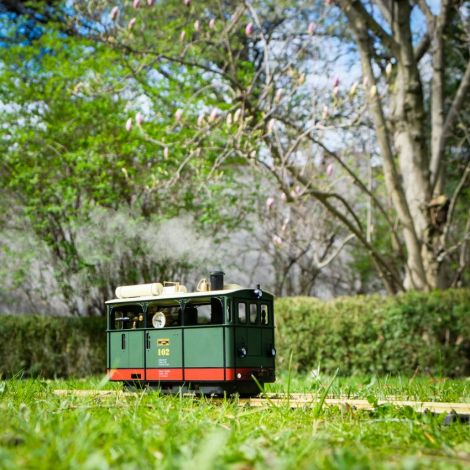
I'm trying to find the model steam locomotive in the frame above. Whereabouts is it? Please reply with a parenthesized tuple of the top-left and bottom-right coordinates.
(106, 271, 275, 395)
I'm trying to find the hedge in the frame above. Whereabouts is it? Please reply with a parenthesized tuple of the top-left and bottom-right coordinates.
(0, 316, 106, 378)
(275, 289, 470, 376)
(1, 289, 469, 378)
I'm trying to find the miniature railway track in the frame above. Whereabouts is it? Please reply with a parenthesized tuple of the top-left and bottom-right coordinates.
(53, 390, 470, 416)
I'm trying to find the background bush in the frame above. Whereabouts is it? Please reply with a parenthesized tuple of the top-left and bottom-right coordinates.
(0, 316, 106, 378)
(1, 289, 469, 378)
(276, 289, 470, 376)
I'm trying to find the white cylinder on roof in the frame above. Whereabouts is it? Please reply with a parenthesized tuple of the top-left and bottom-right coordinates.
(162, 284, 187, 295)
(115, 282, 164, 299)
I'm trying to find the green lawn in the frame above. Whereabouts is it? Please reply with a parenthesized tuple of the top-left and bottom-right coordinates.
(1, 374, 469, 469)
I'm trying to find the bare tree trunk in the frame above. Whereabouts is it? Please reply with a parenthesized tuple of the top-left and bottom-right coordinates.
(391, 1, 435, 289)
(338, 0, 469, 291)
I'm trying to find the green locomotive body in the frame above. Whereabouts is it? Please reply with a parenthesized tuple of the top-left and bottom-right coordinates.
(106, 276, 275, 395)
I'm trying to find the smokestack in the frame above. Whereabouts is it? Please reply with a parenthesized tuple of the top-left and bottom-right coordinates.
(210, 271, 225, 290)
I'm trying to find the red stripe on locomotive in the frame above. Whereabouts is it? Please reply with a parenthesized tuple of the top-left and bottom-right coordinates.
(146, 369, 183, 380)
(107, 368, 145, 380)
(108, 367, 273, 382)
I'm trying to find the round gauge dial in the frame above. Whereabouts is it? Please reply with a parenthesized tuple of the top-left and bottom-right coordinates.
(152, 311, 166, 329)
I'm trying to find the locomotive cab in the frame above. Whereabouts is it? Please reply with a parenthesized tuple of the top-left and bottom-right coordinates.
(106, 278, 275, 395)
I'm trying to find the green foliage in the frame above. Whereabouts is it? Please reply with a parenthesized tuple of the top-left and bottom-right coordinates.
(0, 316, 106, 378)
(275, 289, 470, 376)
(0, 22, 254, 313)
(1, 289, 469, 379)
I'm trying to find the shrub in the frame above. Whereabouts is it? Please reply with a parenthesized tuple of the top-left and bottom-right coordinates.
(1, 289, 469, 378)
(275, 289, 470, 376)
(0, 316, 106, 378)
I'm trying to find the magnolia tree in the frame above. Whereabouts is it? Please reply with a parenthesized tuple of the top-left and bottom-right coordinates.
(257, 191, 356, 296)
(74, 0, 470, 293)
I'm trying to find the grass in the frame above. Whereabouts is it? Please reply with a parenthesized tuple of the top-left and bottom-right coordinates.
(1, 374, 469, 469)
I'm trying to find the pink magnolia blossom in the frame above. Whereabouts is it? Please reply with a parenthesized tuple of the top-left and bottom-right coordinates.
(147, 0, 155, 5)
(280, 192, 287, 202)
(208, 108, 219, 123)
(266, 197, 275, 210)
(184, 0, 191, 5)
(128, 17, 137, 29)
(194, 20, 200, 32)
(281, 218, 290, 233)
(349, 81, 358, 97)
(125, 118, 133, 131)
(136, 112, 143, 125)
(175, 109, 183, 122)
(272, 234, 283, 247)
(110, 6, 119, 21)
(307, 22, 315, 35)
(325, 0, 334, 5)
(209, 18, 216, 29)
(197, 113, 205, 127)
(332, 76, 340, 88)
(133, 0, 140, 8)
(245, 22, 254, 37)
(326, 162, 334, 176)
(332, 85, 339, 97)
(267, 119, 275, 134)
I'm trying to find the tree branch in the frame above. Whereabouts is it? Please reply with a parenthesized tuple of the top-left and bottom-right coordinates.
(415, 0, 435, 28)
(316, 234, 356, 269)
(375, 0, 393, 25)
(414, 33, 430, 62)
(451, 209, 470, 287)
(431, 57, 470, 191)
(443, 161, 470, 245)
(443, 59, 470, 140)
(275, 116, 409, 265)
(337, 0, 398, 54)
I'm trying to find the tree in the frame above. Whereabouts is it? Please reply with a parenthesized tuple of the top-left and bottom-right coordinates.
(79, 0, 470, 292)
(0, 23, 247, 313)
(335, 0, 470, 290)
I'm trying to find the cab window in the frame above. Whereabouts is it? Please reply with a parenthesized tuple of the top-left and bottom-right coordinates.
(238, 302, 247, 324)
(260, 304, 270, 325)
(184, 297, 224, 325)
(110, 304, 144, 330)
(249, 303, 258, 324)
(147, 301, 182, 328)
